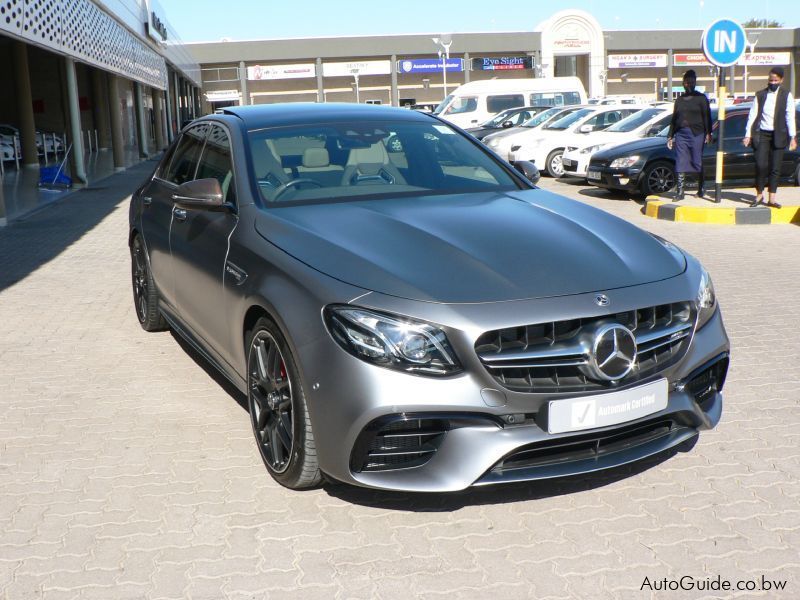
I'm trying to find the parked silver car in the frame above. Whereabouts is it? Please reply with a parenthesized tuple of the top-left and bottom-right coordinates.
(129, 103, 729, 492)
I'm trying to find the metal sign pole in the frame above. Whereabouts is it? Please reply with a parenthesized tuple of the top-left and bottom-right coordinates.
(715, 66, 726, 203)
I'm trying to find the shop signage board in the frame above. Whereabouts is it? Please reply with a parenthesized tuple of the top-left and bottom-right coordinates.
(247, 64, 316, 81)
(471, 56, 533, 71)
(608, 54, 668, 68)
(397, 58, 464, 73)
(322, 60, 392, 77)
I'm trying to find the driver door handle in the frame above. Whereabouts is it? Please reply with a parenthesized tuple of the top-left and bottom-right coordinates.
(173, 208, 187, 222)
(142, 196, 153, 207)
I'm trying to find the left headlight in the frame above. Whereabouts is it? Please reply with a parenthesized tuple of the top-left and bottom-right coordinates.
(580, 143, 607, 155)
(609, 155, 641, 168)
(324, 306, 462, 377)
(696, 268, 717, 329)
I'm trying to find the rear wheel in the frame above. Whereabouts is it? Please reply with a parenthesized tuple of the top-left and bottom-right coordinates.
(546, 149, 565, 178)
(246, 317, 321, 489)
(130, 235, 167, 331)
(641, 161, 676, 196)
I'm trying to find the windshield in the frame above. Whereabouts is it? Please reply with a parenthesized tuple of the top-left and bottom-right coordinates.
(433, 95, 453, 115)
(481, 109, 517, 127)
(521, 107, 564, 128)
(606, 108, 662, 132)
(544, 108, 593, 130)
(248, 120, 522, 204)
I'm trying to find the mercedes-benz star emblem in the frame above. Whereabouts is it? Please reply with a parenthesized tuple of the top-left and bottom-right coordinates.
(590, 324, 637, 381)
(595, 294, 610, 307)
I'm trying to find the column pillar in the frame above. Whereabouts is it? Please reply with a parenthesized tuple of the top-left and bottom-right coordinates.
(316, 58, 324, 103)
(667, 49, 674, 101)
(173, 71, 181, 128)
(91, 69, 111, 150)
(133, 82, 148, 157)
(152, 88, 165, 151)
(12, 42, 39, 168)
(0, 183, 7, 227)
(390, 54, 398, 107)
(164, 80, 174, 143)
(64, 57, 87, 183)
(464, 53, 471, 84)
(107, 74, 125, 170)
(239, 61, 248, 106)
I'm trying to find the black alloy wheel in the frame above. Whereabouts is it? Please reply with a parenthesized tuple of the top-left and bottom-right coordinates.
(246, 318, 321, 489)
(642, 162, 676, 196)
(130, 235, 166, 331)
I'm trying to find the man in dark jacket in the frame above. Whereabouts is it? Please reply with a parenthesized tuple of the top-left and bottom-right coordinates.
(743, 66, 797, 208)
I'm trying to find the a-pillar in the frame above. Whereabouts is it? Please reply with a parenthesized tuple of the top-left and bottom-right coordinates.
(91, 69, 111, 150)
(107, 74, 125, 170)
(133, 82, 149, 158)
(12, 42, 39, 169)
(152, 88, 165, 151)
(64, 57, 87, 184)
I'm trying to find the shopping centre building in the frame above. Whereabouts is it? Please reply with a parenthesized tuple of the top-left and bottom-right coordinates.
(190, 10, 799, 111)
(0, 0, 199, 224)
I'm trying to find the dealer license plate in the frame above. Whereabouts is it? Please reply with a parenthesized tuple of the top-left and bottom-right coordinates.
(587, 169, 602, 181)
(548, 379, 668, 434)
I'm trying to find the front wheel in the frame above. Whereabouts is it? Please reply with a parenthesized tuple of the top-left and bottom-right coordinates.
(246, 317, 321, 490)
(546, 149, 565, 178)
(130, 235, 167, 331)
(641, 161, 676, 196)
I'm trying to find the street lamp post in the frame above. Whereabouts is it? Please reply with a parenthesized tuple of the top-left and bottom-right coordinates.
(432, 34, 453, 101)
(744, 31, 760, 96)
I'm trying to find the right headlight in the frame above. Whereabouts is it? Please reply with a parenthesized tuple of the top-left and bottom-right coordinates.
(696, 268, 717, 329)
(324, 306, 462, 377)
(609, 155, 641, 168)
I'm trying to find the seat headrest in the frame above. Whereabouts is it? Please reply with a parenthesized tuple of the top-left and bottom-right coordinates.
(346, 142, 389, 166)
(302, 147, 330, 168)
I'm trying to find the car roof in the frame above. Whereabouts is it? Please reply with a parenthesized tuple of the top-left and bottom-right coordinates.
(218, 102, 435, 130)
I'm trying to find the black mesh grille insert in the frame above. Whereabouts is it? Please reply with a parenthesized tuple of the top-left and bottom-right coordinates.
(353, 418, 448, 472)
(475, 302, 695, 393)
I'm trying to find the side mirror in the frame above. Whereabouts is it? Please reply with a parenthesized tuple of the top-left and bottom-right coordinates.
(172, 178, 224, 209)
(579, 124, 593, 134)
(513, 160, 541, 185)
(501, 120, 514, 128)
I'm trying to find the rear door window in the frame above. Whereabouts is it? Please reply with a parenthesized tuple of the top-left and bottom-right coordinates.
(486, 94, 524, 113)
(163, 123, 209, 185)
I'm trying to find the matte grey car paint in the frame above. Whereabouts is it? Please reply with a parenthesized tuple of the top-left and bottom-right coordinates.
(129, 104, 729, 492)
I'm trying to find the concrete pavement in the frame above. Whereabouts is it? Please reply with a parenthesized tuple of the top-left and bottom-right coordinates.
(1, 166, 798, 599)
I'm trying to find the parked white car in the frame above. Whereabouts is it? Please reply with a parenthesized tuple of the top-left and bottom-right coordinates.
(0, 124, 64, 157)
(1, 140, 17, 162)
(561, 106, 673, 178)
(483, 106, 582, 162)
(507, 105, 647, 177)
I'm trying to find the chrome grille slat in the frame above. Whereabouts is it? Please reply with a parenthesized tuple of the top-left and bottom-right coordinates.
(475, 302, 695, 393)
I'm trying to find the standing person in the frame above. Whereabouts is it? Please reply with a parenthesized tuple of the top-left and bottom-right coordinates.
(667, 70, 713, 201)
(743, 67, 797, 208)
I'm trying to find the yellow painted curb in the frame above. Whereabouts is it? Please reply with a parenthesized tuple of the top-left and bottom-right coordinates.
(645, 200, 665, 218)
(673, 206, 736, 224)
(769, 206, 800, 224)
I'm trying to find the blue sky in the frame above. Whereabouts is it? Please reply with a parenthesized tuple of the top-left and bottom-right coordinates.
(166, 0, 797, 43)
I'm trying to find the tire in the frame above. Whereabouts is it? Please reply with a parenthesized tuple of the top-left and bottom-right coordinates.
(246, 317, 321, 490)
(130, 235, 167, 332)
(794, 163, 800, 186)
(546, 149, 565, 178)
(641, 161, 676, 196)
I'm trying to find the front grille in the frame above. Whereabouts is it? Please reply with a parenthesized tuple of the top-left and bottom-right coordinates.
(352, 418, 448, 472)
(475, 302, 695, 393)
(589, 158, 610, 168)
(563, 162, 577, 172)
(489, 419, 679, 474)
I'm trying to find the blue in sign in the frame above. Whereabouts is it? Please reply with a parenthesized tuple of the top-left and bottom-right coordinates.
(397, 58, 464, 74)
(702, 19, 746, 68)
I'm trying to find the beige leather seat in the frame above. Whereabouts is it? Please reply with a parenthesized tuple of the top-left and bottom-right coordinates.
(297, 148, 343, 187)
(340, 142, 406, 186)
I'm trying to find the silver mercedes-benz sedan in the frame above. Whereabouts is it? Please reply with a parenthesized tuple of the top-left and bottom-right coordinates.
(129, 103, 729, 492)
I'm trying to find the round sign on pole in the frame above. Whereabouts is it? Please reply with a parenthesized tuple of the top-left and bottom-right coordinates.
(702, 18, 746, 67)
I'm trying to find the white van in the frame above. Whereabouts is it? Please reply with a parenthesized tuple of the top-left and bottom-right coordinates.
(433, 77, 587, 129)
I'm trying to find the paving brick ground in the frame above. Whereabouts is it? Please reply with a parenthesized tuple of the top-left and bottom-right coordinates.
(1, 163, 798, 599)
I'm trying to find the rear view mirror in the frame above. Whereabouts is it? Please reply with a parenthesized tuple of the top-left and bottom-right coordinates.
(172, 178, 224, 209)
(579, 124, 593, 134)
(514, 160, 541, 185)
(501, 120, 514, 128)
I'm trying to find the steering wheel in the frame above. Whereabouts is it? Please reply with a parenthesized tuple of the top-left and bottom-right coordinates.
(272, 178, 323, 200)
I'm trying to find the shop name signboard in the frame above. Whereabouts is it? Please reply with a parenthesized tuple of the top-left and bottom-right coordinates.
(608, 54, 668, 69)
(471, 56, 533, 71)
(673, 52, 790, 67)
(397, 59, 464, 73)
(247, 64, 316, 81)
(322, 60, 392, 77)
(146, 0, 168, 42)
(205, 90, 240, 102)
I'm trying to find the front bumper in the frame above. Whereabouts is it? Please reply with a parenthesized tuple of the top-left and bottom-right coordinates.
(562, 152, 589, 178)
(297, 283, 729, 492)
(586, 163, 646, 193)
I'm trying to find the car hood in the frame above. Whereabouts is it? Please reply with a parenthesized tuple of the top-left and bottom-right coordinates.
(254, 189, 686, 304)
(594, 135, 667, 160)
(483, 126, 530, 143)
